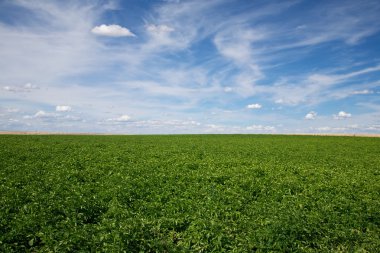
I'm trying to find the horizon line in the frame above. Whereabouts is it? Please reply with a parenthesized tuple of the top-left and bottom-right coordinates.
(1, 131, 380, 138)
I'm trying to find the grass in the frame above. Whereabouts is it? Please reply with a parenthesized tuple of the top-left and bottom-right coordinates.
(0, 134, 379, 252)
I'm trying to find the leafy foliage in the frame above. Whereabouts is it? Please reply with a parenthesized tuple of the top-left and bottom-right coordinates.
(1, 135, 379, 252)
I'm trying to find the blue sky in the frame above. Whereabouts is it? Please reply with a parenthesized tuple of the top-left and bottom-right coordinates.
(1, 0, 380, 134)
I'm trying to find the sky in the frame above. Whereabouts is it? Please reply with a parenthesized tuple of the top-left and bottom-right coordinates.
(1, 0, 380, 134)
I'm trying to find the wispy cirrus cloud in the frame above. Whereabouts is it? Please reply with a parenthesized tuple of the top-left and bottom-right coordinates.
(0, 0, 106, 86)
(1, 0, 380, 133)
(254, 65, 380, 106)
(351, 89, 374, 95)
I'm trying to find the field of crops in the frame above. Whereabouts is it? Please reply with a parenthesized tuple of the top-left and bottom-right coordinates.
(1, 135, 379, 252)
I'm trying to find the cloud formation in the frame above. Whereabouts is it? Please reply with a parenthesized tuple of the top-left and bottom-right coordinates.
(351, 89, 374, 95)
(246, 125, 276, 132)
(305, 111, 317, 120)
(1, 0, 380, 134)
(56, 105, 72, 112)
(24, 110, 57, 119)
(247, 104, 262, 109)
(91, 24, 136, 37)
(146, 24, 175, 35)
(107, 115, 131, 122)
(334, 111, 352, 120)
(3, 83, 39, 92)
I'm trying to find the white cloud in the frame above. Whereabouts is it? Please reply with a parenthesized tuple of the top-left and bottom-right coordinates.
(247, 103, 262, 109)
(216, 29, 266, 57)
(1, 1, 380, 134)
(143, 24, 179, 49)
(275, 1, 380, 47)
(107, 115, 131, 122)
(258, 65, 380, 106)
(63, 115, 82, 121)
(314, 126, 343, 132)
(333, 111, 352, 119)
(3, 86, 15, 92)
(366, 125, 380, 131)
(305, 111, 317, 120)
(296, 25, 307, 30)
(313, 124, 360, 132)
(204, 124, 225, 133)
(91, 24, 136, 37)
(0, 1, 105, 85)
(307, 74, 338, 86)
(2, 83, 39, 92)
(134, 119, 201, 128)
(117, 115, 131, 121)
(97, 118, 205, 134)
(24, 83, 38, 90)
(149, 0, 223, 49)
(246, 124, 275, 131)
(342, 65, 380, 78)
(146, 24, 175, 35)
(351, 89, 374, 95)
(35, 111, 49, 117)
(56, 105, 72, 112)
(6, 108, 20, 113)
(24, 110, 57, 119)
(274, 99, 284, 104)
(223, 87, 233, 92)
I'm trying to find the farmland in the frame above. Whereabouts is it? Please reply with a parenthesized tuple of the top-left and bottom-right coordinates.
(0, 135, 379, 252)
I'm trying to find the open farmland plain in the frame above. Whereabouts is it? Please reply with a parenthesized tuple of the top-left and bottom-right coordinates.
(1, 135, 379, 252)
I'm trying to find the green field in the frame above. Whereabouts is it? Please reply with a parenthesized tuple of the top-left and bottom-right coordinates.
(1, 135, 379, 252)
